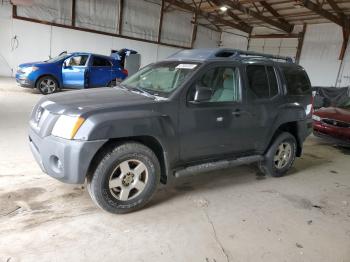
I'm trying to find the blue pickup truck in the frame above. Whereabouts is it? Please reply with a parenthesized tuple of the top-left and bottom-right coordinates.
(16, 50, 135, 94)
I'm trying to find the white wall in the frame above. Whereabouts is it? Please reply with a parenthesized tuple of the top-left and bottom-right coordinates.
(220, 31, 248, 50)
(337, 47, 350, 87)
(299, 23, 345, 86)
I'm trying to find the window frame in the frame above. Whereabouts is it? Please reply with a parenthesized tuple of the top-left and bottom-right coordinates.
(65, 54, 90, 67)
(245, 63, 281, 102)
(185, 63, 243, 107)
(91, 55, 112, 67)
(281, 66, 311, 96)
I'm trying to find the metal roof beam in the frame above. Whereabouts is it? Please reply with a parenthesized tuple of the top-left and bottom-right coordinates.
(164, 0, 252, 33)
(259, 1, 292, 26)
(218, 0, 294, 32)
(326, 0, 345, 19)
(301, 0, 343, 26)
(209, 0, 253, 33)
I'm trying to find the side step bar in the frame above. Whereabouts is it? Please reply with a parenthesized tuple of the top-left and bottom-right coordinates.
(174, 155, 264, 178)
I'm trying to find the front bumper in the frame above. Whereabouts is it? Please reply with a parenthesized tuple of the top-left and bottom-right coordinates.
(313, 121, 350, 147)
(16, 74, 35, 88)
(29, 127, 107, 184)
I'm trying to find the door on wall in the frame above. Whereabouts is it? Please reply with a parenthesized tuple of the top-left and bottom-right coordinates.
(248, 38, 298, 60)
(62, 54, 89, 88)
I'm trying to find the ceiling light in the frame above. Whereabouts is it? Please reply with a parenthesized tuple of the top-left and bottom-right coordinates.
(220, 6, 228, 12)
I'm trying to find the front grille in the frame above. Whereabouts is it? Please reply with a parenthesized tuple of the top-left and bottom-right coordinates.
(322, 118, 350, 128)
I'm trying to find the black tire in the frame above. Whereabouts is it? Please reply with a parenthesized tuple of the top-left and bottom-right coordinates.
(258, 132, 297, 177)
(87, 142, 160, 214)
(107, 80, 117, 87)
(36, 76, 59, 95)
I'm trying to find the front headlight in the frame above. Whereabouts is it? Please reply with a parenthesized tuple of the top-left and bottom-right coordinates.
(51, 115, 85, 139)
(21, 66, 39, 74)
(312, 115, 321, 122)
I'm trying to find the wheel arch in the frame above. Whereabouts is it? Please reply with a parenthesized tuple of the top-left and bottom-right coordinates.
(86, 136, 169, 185)
(267, 121, 302, 157)
(35, 74, 61, 89)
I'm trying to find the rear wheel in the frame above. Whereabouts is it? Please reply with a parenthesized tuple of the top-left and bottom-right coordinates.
(36, 76, 59, 95)
(258, 132, 297, 177)
(107, 80, 117, 87)
(87, 142, 160, 214)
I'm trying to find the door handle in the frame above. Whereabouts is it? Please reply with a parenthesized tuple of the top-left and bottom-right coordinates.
(232, 109, 241, 117)
(232, 109, 253, 117)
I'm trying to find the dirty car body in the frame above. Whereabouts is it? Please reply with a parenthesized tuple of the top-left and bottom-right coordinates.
(28, 48, 313, 213)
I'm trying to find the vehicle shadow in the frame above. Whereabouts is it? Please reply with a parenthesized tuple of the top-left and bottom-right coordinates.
(149, 164, 261, 208)
(148, 147, 338, 208)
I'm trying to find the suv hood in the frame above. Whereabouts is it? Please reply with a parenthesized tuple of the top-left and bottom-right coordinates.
(314, 107, 350, 123)
(38, 87, 157, 115)
(19, 62, 47, 68)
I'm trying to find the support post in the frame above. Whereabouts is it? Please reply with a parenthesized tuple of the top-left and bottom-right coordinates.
(71, 0, 76, 27)
(157, 0, 165, 43)
(190, 10, 198, 48)
(296, 24, 307, 64)
(339, 20, 350, 60)
(118, 0, 124, 35)
(12, 5, 17, 17)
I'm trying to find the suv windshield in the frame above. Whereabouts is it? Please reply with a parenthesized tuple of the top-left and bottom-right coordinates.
(45, 54, 70, 63)
(122, 62, 199, 97)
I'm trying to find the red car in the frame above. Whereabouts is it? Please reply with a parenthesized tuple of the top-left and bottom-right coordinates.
(313, 101, 350, 146)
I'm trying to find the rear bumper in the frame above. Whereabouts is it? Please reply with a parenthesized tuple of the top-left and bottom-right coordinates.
(29, 127, 107, 184)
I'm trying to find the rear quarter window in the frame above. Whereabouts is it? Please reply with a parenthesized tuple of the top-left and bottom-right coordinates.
(282, 66, 311, 95)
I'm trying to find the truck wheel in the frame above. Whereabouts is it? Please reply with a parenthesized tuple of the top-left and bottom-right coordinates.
(258, 132, 297, 177)
(36, 76, 59, 95)
(87, 142, 160, 214)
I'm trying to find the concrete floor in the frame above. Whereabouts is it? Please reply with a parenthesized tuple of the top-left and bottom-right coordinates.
(0, 77, 349, 262)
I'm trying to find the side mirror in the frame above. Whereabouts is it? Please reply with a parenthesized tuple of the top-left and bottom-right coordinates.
(63, 60, 68, 68)
(191, 86, 212, 103)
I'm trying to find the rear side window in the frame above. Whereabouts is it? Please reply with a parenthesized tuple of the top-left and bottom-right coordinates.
(267, 66, 278, 97)
(246, 65, 279, 99)
(282, 67, 311, 95)
(92, 56, 112, 67)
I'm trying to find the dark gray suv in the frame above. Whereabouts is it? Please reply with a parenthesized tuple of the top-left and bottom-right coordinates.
(29, 48, 313, 213)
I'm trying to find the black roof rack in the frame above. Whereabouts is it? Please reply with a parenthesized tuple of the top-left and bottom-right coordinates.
(166, 48, 294, 63)
(215, 49, 293, 63)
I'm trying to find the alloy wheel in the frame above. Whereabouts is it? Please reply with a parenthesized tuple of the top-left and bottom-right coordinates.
(39, 79, 56, 94)
(109, 159, 148, 201)
(274, 142, 292, 169)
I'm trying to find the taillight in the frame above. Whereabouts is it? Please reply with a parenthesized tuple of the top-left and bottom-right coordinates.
(122, 68, 128, 76)
(311, 91, 316, 114)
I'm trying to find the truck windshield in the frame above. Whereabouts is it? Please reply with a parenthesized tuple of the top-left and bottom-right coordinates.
(121, 62, 200, 97)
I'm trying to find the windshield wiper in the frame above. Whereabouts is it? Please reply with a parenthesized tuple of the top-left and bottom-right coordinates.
(125, 85, 156, 98)
(119, 84, 167, 100)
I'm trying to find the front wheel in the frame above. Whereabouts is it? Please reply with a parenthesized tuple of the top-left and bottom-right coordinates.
(87, 142, 160, 214)
(258, 132, 297, 177)
(36, 76, 59, 95)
